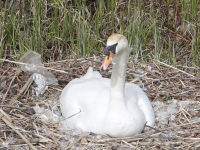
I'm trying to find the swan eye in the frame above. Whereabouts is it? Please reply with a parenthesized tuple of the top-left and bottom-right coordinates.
(104, 43, 118, 58)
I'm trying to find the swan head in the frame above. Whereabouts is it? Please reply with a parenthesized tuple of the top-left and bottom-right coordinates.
(101, 34, 129, 70)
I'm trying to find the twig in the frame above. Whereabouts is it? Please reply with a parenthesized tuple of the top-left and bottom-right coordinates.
(0, 109, 12, 122)
(162, 26, 190, 42)
(0, 76, 9, 83)
(158, 120, 200, 133)
(122, 140, 136, 148)
(64, 133, 87, 150)
(179, 107, 190, 123)
(48, 85, 62, 91)
(87, 134, 200, 144)
(0, 109, 37, 150)
(9, 74, 34, 105)
(34, 134, 54, 143)
(60, 108, 81, 121)
(4, 138, 49, 145)
(143, 77, 198, 86)
(131, 72, 147, 83)
(2, 69, 22, 103)
(0, 58, 68, 74)
(154, 60, 196, 78)
(43, 57, 96, 64)
(87, 136, 143, 143)
(145, 124, 166, 134)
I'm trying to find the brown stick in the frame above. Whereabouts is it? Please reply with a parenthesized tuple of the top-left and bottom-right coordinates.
(0, 109, 37, 150)
(65, 133, 87, 150)
(0, 58, 67, 74)
(2, 69, 22, 103)
(3, 138, 49, 145)
(9, 74, 33, 105)
(154, 60, 196, 78)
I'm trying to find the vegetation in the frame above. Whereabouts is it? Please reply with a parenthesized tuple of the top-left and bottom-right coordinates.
(0, 0, 199, 67)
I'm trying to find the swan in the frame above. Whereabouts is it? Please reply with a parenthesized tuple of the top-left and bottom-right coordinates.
(60, 34, 155, 137)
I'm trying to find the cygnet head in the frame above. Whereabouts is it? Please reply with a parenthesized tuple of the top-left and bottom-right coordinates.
(101, 34, 129, 70)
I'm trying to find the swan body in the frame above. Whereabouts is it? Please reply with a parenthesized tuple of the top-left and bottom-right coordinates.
(60, 34, 155, 137)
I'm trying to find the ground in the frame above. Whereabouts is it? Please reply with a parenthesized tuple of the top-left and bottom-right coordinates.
(0, 56, 200, 149)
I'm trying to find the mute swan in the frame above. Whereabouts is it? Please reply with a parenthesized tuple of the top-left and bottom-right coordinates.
(60, 34, 155, 137)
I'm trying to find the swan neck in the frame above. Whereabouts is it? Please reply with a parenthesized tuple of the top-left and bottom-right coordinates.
(110, 52, 128, 102)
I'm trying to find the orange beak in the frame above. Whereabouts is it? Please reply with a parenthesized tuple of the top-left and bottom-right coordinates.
(100, 51, 115, 70)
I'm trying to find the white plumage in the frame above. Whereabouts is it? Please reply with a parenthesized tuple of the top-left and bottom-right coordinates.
(60, 34, 155, 137)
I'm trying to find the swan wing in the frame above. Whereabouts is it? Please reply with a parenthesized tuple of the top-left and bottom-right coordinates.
(60, 68, 110, 133)
(125, 83, 155, 126)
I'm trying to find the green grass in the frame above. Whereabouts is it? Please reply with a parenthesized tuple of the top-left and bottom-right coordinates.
(0, 0, 199, 68)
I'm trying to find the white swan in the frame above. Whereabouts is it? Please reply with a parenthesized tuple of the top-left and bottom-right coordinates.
(60, 34, 155, 137)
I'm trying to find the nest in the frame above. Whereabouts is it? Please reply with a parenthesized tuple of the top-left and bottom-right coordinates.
(0, 57, 200, 149)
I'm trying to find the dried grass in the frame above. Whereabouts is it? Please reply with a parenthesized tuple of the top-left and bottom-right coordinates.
(0, 57, 200, 149)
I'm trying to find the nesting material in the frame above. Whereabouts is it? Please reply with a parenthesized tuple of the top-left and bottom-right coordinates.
(0, 56, 200, 149)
